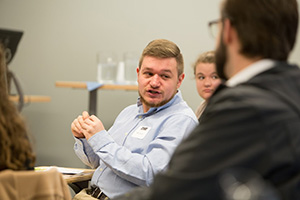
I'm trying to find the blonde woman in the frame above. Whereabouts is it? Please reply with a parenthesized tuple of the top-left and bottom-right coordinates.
(193, 51, 221, 118)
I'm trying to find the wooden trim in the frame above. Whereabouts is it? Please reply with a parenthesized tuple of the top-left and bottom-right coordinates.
(9, 95, 51, 103)
(55, 81, 138, 91)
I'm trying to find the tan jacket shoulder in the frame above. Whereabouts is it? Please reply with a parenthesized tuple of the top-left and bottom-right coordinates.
(0, 168, 71, 200)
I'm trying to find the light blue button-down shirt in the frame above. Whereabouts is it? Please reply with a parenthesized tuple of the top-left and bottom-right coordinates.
(74, 90, 198, 198)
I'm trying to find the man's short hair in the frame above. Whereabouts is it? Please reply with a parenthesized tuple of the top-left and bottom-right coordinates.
(222, 0, 299, 61)
(139, 39, 184, 76)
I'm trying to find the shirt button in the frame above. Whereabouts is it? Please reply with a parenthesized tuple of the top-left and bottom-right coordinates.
(125, 133, 128, 136)
(138, 116, 142, 119)
(100, 168, 103, 171)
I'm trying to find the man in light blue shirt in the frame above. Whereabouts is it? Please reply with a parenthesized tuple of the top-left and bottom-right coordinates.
(71, 39, 198, 199)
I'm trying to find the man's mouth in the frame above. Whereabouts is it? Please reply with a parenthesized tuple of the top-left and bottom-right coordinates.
(148, 90, 160, 94)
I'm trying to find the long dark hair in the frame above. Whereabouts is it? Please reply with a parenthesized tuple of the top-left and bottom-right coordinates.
(0, 44, 36, 170)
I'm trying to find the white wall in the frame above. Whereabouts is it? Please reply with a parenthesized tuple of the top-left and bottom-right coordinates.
(0, 0, 299, 167)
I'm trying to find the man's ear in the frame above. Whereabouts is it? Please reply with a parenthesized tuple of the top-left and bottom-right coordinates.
(222, 18, 234, 45)
(136, 67, 140, 82)
(177, 73, 185, 89)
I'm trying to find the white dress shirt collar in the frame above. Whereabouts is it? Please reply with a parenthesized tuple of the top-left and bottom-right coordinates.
(226, 59, 275, 87)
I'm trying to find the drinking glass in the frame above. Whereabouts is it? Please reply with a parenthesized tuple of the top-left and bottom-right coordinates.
(123, 52, 139, 85)
(97, 52, 118, 84)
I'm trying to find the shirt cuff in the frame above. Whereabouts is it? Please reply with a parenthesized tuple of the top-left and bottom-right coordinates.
(87, 130, 114, 151)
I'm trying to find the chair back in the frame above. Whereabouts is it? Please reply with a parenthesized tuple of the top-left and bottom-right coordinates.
(0, 168, 71, 200)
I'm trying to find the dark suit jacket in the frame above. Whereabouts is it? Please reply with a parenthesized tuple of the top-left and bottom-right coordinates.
(113, 62, 300, 200)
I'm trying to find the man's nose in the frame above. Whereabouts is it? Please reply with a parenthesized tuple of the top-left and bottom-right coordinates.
(150, 74, 161, 87)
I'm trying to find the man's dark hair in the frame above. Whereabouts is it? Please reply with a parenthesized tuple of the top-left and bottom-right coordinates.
(222, 0, 299, 61)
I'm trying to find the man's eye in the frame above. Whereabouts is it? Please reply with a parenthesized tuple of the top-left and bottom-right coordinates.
(212, 75, 219, 79)
(161, 75, 170, 79)
(144, 72, 153, 76)
(198, 76, 205, 80)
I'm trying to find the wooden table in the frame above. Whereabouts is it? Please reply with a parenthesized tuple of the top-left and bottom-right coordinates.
(9, 95, 51, 111)
(63, 168, 95, 193)
(55, 81, 138, 115)
(9, 95, 51, 103)
(62, 168, 95, 184)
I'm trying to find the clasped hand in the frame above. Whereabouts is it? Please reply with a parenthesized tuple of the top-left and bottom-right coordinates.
(71, 111, 105, 140)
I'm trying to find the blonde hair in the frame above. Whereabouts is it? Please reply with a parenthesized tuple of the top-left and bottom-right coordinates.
(192, 51, 215, 75)
(0, 44, 36, 171)
(139, 39, 184, 76)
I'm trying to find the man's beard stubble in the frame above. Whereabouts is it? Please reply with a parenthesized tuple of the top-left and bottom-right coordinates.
(215, 35, 228, 81)
(139, 90, 177, 109)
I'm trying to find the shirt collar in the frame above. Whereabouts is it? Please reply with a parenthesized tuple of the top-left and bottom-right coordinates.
(226, 59, 275, 87)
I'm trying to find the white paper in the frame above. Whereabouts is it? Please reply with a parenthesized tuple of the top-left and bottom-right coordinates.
(35, 166, 84, 175)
